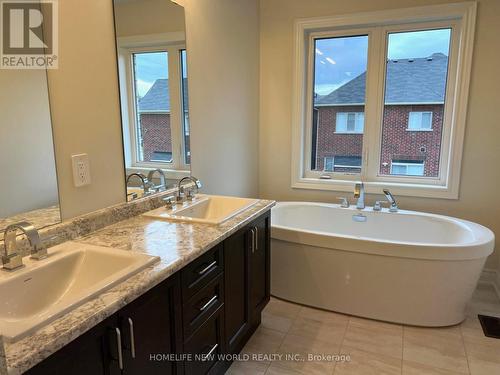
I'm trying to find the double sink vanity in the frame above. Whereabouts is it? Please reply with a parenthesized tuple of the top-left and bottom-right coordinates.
(0, 192, 274, 374)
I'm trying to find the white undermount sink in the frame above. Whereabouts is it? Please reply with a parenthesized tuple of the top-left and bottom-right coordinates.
(0, 242, 159, 342)
(143, 194, 259, 225)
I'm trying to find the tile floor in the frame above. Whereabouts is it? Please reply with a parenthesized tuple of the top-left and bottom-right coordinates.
(227, 283, 500, 375)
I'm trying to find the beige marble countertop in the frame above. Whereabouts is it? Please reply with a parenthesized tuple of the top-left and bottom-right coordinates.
(2, 199, 274, 375)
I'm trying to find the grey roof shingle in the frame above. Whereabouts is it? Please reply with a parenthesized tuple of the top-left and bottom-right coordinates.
(315, 53, 448, 106)
(138, 78, 189, 112)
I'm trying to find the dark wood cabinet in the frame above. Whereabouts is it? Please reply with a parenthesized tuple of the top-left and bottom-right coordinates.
(26, 316, 122, 375)
(26, 211, 271, 375)
(223, 227, 251, 353)
(223, 212, 271, 354)
(249, 214, 271, 324)
(118, 275, 182, 375)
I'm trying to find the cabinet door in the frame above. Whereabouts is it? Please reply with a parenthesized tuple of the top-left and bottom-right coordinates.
(249, 213, 271, 321)
(118, 275, 182, 375)
(223, 228, 250, 353)
(26, 316, 121, 375)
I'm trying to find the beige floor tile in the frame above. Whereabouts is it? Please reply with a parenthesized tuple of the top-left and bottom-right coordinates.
(334, 346, 401, 375)
(288, 314, 348, 346)
(272, 333, 340, 374)
(265, 364, 305, 374)
(264, 297, 302, 320)
(241, 326, 286, 361)
(462, 320, 500, 375)
(403, 325, 468, 373)
(467, 357, 500, 375)
(403, 360, 468, 374)
(227, 359, 269, 375)
(298, 306, 350, 324)
(341, 317, 403, 360)
(262, 311, 294, 333)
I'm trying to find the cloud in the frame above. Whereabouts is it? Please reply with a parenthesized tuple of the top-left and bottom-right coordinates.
(136, 79, 154, 98)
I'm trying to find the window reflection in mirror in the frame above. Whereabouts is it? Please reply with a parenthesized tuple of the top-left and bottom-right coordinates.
(113, 0, 191, 201)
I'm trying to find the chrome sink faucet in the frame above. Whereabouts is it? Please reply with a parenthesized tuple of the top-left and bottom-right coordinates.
(383, 189, 399, 212)
(354, 182, 365, 209)
(126, 173, 151, 196)
(2, 222, 47, 270)
(177, 176, 202, 203)
(147, 169, 166, 193)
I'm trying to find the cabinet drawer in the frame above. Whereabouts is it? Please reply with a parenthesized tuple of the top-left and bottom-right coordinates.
(184, 310, 224, 375)
(182, 245, 223, 300)
(184, 275, 224, 339)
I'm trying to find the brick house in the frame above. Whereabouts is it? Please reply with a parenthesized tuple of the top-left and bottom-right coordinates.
(313, 53, 448, 177)
(138, 78, 189, 163)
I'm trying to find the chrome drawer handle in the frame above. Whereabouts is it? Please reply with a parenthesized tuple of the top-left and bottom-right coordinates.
(251, 228, 255, 253)
(199, 295, 218, 311)
(202, 343, 218, 360)
(128, 318, 136, 359)
(115, 327, 124, 370)
(254, 226, 259, 251)
(198, 260, 217, 275)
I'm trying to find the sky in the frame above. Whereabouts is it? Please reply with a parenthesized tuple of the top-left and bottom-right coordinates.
(314, 28, 451, 96)
(133, 29, 451, 98)
(134, 52, 168, 98)
(134, 50, 188, 98)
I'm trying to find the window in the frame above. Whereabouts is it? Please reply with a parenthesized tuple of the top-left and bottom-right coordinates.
(324, 156, 362, 172)
(408, 111, 433, 131)
(391, 160, 425, 176)
(311, 35, 368, 174)
(292, 3, 476, 198)
(336, 112, 364, 133)
(132, 51, 171, 164)
(118, 41, 190, 172)
(180, 49, 190, 165)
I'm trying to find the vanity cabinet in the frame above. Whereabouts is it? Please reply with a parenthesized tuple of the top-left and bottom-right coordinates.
(224, 213, 271, 354)
(26, 211, 270, 375)
(117, 276, 183, 375)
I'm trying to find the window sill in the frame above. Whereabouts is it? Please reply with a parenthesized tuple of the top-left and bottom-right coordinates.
(405, 128, 433, 132)
(334, 131, 364, 134)
(291, 177, 458, 199)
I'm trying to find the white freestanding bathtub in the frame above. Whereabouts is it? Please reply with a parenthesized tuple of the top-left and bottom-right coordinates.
(271, 202, 495, 326)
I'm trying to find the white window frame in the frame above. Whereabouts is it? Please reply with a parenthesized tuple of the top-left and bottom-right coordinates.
(117, 33, 190, 178)
(335, 112, 364, 133)
(391, 161, 425, 176)
(407, 111, 433, 131)
(291, 2, 476, 199)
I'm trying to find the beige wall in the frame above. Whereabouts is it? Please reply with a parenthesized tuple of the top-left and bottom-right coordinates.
(259, 0, 500, 268)
(0, 70, 58, 217)
(47, 0, 126, 220)
(184, 0, 260, 197)
(114, 0, 185, 37)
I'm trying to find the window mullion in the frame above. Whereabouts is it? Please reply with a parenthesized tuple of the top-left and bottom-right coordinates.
(167, 46, 183, 171)
(362, 27, 385, 182)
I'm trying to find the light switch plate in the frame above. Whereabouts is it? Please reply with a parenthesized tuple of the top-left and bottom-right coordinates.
(71, 154, 91, 187)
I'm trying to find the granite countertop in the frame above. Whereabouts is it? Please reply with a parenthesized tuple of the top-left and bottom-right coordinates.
(0, 206, 61, 241)
(3, 199, 275, 375)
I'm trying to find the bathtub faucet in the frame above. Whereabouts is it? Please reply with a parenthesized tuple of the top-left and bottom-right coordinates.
(354, 182, 365, 209)
(383, 189, 398, 212)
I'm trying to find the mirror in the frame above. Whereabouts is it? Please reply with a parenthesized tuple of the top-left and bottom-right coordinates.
(112, 0, 191, 202)
(0, 34, 60, 233)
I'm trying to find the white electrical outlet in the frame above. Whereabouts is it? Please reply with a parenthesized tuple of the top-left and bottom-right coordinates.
(71, 154, 91, 187)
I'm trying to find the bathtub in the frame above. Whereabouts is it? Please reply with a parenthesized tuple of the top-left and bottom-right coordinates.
(271, 202, 495, 326)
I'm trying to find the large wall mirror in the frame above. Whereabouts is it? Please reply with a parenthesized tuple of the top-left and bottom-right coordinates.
(113, 0, 191, 202)
(0, 12, 60, 235)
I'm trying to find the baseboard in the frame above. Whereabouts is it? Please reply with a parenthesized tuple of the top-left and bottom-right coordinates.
(480, 268, 500, 301)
